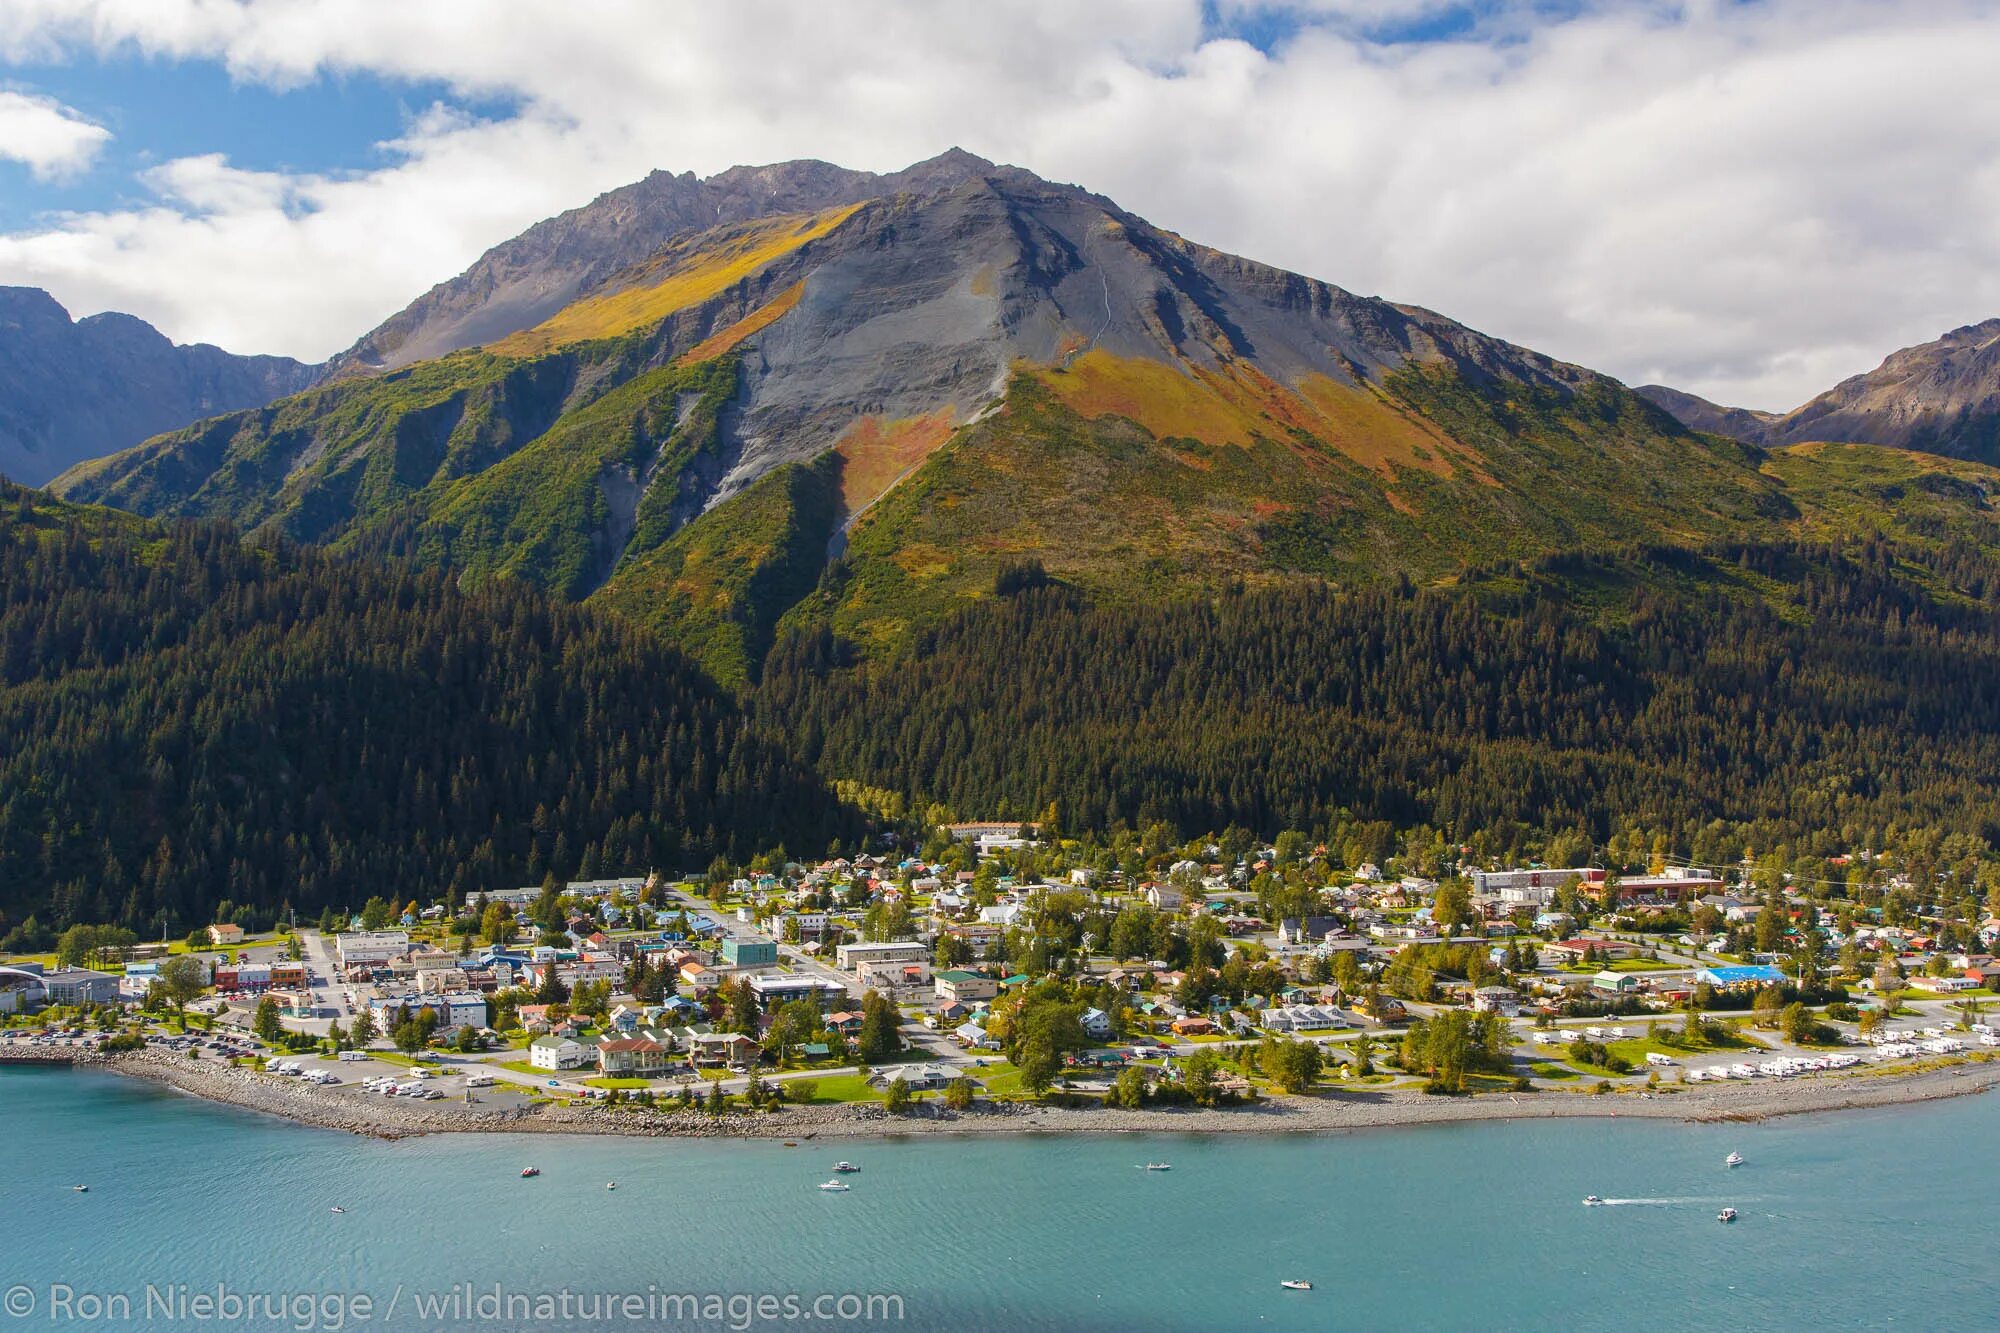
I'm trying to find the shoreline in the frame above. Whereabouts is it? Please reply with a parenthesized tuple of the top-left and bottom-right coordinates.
(9, 1046, 1998, 1142)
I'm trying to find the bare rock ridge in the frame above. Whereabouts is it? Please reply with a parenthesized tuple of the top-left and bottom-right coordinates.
(0, 287, 317, 486)
(331, 147, 1033, 375)
(1642, 319, 2000, 464)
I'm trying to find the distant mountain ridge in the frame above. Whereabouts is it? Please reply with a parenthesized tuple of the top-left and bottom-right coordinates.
(1640, 318, 2000, 464)
(0, 287, 317, 485)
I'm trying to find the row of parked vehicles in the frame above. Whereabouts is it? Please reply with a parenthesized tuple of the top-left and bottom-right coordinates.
(265, 1058, 340, 1085)
(362, 1075, 446, 1099)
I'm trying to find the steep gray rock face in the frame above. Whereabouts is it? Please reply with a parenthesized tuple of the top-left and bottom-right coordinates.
(697, 171, 1599, 505)
(0, 288, 317, 485)
(1635, 384, 1779, 443)
(1761, 319, 2000, 462)
(334, 148, 1029, 374)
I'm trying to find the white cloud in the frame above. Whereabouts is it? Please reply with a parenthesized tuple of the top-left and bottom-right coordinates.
(0, 0, 1995, 409)
(0, 89, 109, 179)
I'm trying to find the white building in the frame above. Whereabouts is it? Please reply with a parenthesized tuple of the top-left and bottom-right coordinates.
(335, 931, 410, 969)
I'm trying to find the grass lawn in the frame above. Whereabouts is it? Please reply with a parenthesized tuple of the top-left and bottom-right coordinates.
(1560, 959, 1681, 973)
(497, 1060, 560, 1078)
(1529, 1061, 1579, 1080)
(585, 1077, 655, 1090)
(787, 1073, 883, 1104)
(1603, 1027, 1763, 1069)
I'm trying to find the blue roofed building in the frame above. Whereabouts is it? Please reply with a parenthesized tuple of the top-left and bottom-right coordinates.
(1695, 964, 1786, 989)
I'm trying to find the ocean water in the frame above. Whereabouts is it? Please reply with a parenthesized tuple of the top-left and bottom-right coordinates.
(3, 1064, 1996, 1331)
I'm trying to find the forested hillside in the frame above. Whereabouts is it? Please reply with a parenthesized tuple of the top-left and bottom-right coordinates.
(755, 538, 2000, 865)
(0, 483, 850, 937)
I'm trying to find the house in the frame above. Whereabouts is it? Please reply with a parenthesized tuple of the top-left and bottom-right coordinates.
(1544, 938, 1637, 965)
(597, 1036, 672, 1076)
(1966, 964, 2000, 989)
(955, 1021, 998, 1050)
(207, 924, 245, 947)
(1277, 916, 1342, 946)
(679, 962, 720, 993)
(1080, 1007, 1113, 1039)
(867, 1062, 957, 1091)
(823, 1010, 864, 1036)
(1911, 975, 1978, 994)
(935, 970, 1001, 1005)
(529, 1035, 592, 1071)
(1145, 885, 1185, 912)
(684, 1030, 760, 1066)
(1471, 986, 1522, 1016)
(1591, 971, 1641, 994)
(1170, 1015, 1217, 1037)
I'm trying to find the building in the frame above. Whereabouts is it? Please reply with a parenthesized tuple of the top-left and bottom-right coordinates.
(1911, 975, 1979, 994)
(720, 937, 779, 969)
(856, 958, 932, 989)
(941, 822, 1038, 843)
(334, 931, 410, 969)
(31, 966, 120, 1008)
(834, 941, 930, 975)
(934, 970, 1000, 1005)
(1470, 868, 1592, 905)
(597, 1037, 672, 1076)
(1695, 964, 1786, 990)
(269, 961, 307, 988)
(1471, 986, 1522, 1016)
(207, 924, 245, 947)
(683, 1030, 760, 1066)
(368, 992, 487, 1033)
(529, 1036, 592, 1071)
(745, 973, 848, 1011)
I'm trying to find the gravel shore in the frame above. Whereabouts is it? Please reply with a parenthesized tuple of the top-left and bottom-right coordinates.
(10, 1046, 1998, 1142)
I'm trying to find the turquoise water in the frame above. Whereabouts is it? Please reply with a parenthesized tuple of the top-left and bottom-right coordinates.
(4, 1065, 1998, 1331)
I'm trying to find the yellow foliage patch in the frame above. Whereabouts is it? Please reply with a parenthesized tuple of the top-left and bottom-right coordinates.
(676, 281, 806, 365)
(492, 205, 862, 356)
(1038, 349, 1489, 483)
(835, 408, 959, 515)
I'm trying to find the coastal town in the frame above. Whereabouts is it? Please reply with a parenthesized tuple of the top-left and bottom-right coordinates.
(8, 820, 2000, 1136)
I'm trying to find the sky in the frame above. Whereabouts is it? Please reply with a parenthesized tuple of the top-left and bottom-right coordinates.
(0, 0, 1996, 411)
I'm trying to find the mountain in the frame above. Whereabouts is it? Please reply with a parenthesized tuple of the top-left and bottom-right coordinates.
(330, 148, 1026, 374)
(0, 288, 316, 486)
(0, 480, 848, 934)
(54, 155, 1797, 677)
(58, 152, 1997, 687)
(1632, 384, 1778, 442)
(1641, 319, 2000, 465)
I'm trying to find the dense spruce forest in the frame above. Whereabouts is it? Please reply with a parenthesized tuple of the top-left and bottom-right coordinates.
(755, 539, 2000, 866)
(0, 483, 850, 939)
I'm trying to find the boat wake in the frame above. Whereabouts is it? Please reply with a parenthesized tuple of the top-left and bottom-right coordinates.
(1593, 1196, 1756, 1207)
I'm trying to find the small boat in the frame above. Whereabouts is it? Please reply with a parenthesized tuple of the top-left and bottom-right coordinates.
(605, 1182, 617, 1191)
(1717, 1208, 1738, 1223)
(1725, 1152, 1744, 1168)
(818, 1180, 850, 1192)
(1142, 1162, 1172, 1171)
(783, 1141, 799, 1148)
(832, 1162, 860, 1173)
(1582, 1196, 1604, 1206)
(1280, 1280, 1313, 1292)
(72, 1185, 89, 1193)
(329, 1206, 346, 1214)
(520, 1167, 541, 1179)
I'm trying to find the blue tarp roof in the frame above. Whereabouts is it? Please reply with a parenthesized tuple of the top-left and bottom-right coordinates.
(1699, 964, 1785, 984)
